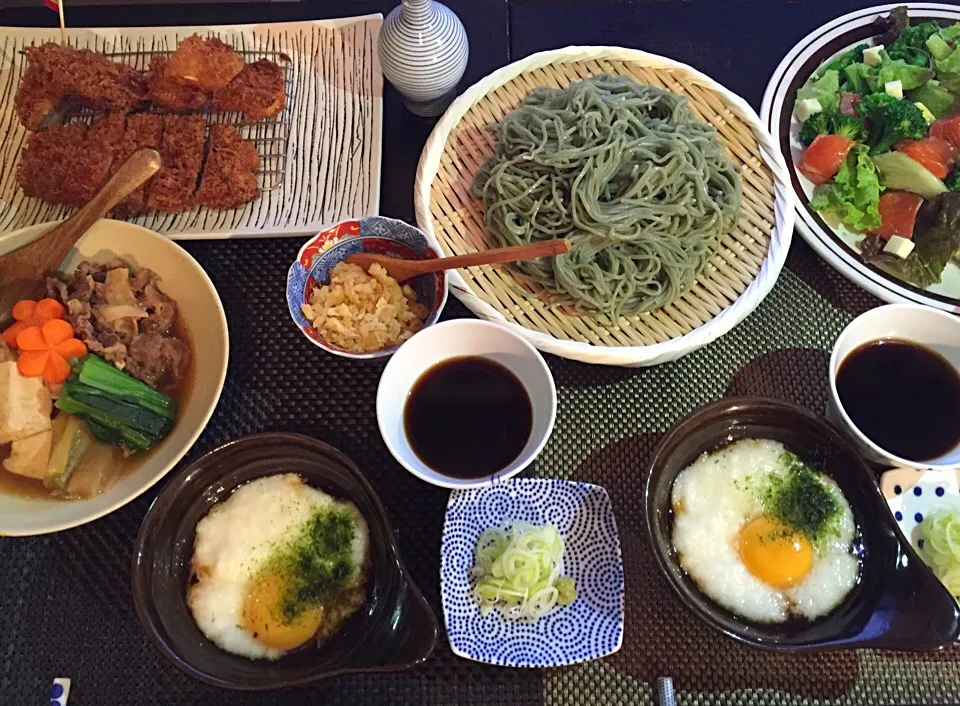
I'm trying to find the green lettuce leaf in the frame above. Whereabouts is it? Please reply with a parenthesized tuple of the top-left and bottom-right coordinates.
(877, 59, 934, 90)
(810, 145, 883, 231)
(907, 82, 956, 118)
(798, 70, 841, 112)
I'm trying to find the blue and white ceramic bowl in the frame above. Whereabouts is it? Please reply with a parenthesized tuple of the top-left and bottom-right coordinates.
(440, 478, 625, 667)
(286, 216, 448, 359)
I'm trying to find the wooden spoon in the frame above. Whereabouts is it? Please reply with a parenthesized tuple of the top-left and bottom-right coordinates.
(0, 148, 162, 326)
(345, 239, 572, 283)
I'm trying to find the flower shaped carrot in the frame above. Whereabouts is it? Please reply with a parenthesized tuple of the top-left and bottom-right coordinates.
(2, 298, 67, 348)
(15, 319, 87, 385)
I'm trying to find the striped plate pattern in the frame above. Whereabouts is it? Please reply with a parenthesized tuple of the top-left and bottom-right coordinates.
(378, 0, 468, 116)
(0, 16, 383, 239)
(760, 3, 960, 312)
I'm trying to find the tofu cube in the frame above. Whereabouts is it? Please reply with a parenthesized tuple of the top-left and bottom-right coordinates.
(3, 429, 52, 479)
(885, 80, 904, 100)
(883, 235, 916, 259)
(863, 45, 885, 66)
(795, 98, 823, 123)
(0, 362, 52, 444)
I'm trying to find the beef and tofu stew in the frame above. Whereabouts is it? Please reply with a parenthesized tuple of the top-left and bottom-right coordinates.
(0, 259, 191, 500)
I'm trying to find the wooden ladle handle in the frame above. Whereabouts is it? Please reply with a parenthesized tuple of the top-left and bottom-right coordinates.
(0, 148, 162, 326)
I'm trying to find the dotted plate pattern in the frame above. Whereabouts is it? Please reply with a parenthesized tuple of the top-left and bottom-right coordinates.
(880, 468, 960, 556)
(440, 478, 625, 667)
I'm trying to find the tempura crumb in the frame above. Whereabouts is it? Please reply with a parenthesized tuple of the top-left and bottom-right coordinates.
(301, 262, 428, 353)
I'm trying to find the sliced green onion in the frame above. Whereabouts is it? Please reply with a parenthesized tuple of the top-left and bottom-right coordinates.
(918, 506, 960, 603)
(471, 521, 577, 622)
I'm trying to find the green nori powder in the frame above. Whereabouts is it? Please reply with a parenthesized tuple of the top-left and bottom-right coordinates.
(763, 452, 841, 543)
(259, 507, 357, 623)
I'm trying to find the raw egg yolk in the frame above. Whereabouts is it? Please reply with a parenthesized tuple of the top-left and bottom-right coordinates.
(242, 573, 324, 651)
(738, 516, 813, 589)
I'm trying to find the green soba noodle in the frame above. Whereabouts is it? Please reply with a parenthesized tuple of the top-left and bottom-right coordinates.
(469, 75, 742, 318)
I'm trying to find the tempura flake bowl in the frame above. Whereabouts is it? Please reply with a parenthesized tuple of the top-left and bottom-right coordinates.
(440, 478, 624, 667)
(286, 215, 448, 360)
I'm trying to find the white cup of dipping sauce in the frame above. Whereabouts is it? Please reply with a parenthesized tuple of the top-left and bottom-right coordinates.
(828, 303, 960, 470)
(377, 319, 557, 489)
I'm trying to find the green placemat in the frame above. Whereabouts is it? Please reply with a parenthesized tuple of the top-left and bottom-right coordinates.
(535, 243, 960, 706)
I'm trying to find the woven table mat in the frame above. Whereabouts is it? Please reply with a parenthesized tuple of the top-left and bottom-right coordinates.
(0, 234, 956, 706)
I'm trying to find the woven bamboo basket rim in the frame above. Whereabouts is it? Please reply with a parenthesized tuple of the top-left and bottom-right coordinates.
(415, 47, 795, 366)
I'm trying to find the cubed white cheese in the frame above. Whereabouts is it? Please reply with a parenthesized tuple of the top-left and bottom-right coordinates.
(885, 80, 904, 100)
(795, 98, 823, 123)
(883, 235, 916, 259)
(915, 102, 936, 123)
(863, 45, 884, 66)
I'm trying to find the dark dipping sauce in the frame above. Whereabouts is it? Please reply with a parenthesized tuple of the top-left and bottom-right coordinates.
(404, 356, 533, 479)
(836, 339, 960, 462)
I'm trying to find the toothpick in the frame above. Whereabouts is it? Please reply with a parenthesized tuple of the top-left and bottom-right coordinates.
(57, 0, 66, 45)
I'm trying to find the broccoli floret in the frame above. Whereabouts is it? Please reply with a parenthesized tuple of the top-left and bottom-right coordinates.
(887, 22, 940, 66)
(833, 114, 867, 142)
(799, 110, 866, 146)
(857, 95, 928, 154)
(855, 92, 899, 118)
(946, 169, 960, 192)
(820, 43, 870, 77)
(799, 112, 831, 146)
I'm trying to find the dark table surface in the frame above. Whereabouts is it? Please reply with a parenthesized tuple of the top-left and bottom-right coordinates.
(1, 1, 957, 705)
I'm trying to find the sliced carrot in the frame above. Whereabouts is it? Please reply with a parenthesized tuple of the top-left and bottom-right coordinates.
(54, 338, 87, 360)
(43, 352, 72, 384)
(11, 300, 37, 323)
(16, 350, 48, 378)
(2, 321, 27, 347)
(15, 325, 48, 352)
(34, 298, 66, 322)
(39, 319, 75, 348)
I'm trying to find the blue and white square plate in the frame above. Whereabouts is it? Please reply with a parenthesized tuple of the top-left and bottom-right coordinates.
(880, 468, 960, 552)
(440, 478, 625, 667)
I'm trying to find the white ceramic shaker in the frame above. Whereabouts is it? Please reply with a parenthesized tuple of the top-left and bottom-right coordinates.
(378, 0, 469, 117)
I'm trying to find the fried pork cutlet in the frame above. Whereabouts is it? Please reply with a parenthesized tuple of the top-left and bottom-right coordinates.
(17, 115, 124, 206)
(111, 113, 165, 214)
(195, 124, 259, 209)
(211, 59, 285, 120)
(146, 115, 206, 212)
(146, 56, 208, 112)
(23, 43, 146, 113)
(13, 63, 64, 130)
(165, 35, 244, 93)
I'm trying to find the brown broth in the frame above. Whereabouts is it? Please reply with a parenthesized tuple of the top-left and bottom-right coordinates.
(0, 316, 196, 501)
(403, 356, 533, 479)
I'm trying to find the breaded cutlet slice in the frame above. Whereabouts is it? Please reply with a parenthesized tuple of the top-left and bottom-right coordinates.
(195, 124, 259, 209)
(146, 115, 206, 212)
(111, 113, 165, 215)
(146, 56, 208, 112)
(23, 43, 146, 112)
(17, 116, 123, 206)
(13, 63, 64, 130)
(211, 59, 286, 120)
(166, 35, 244, 92)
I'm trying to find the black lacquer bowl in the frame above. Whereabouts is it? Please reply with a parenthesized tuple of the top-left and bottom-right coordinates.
(645, 398, 960, 652)
(132, 433, 438, 690)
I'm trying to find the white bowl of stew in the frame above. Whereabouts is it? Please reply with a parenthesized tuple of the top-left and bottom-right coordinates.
(0, 219, 228, 535)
